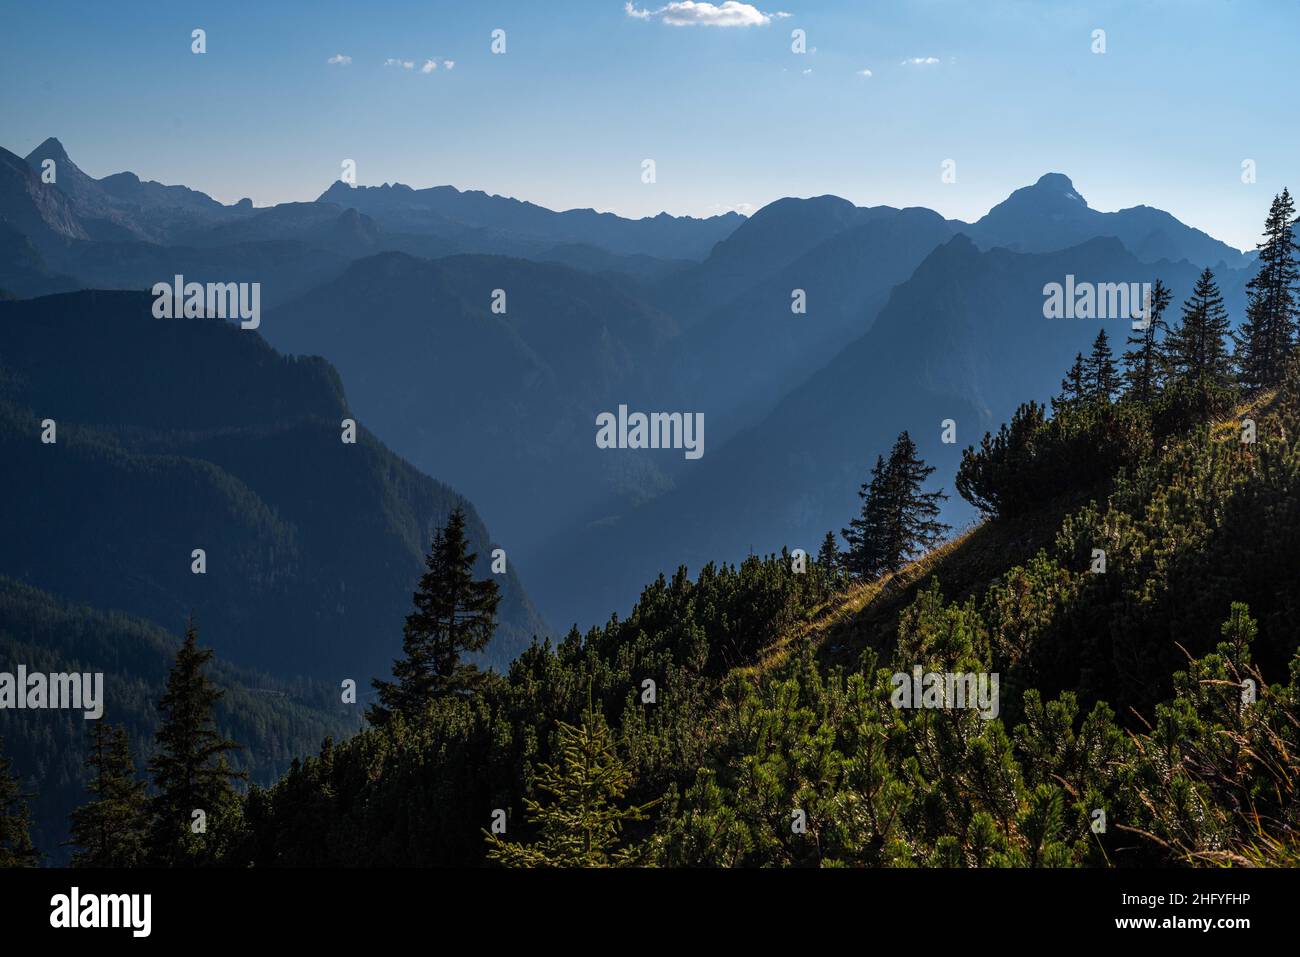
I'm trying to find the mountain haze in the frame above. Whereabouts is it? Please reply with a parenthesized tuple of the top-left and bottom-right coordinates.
(0, 290, 545, 683)
(533, 233, 1250, 626)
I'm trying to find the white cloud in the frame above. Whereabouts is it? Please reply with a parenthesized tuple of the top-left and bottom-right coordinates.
(801, 68, 812, 75)
(625, 1, 789, 27)
(901, 56, 940, 65)
(386, 57, 453, 74)
(857, 68, 873, 77)
(705, 201, 755, 216)
(327, 54, 352, 65)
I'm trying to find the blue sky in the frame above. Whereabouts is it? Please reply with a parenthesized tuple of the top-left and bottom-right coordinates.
(2, 0, 1296, 250)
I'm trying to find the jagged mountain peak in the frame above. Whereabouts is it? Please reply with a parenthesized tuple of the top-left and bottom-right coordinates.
(25, 136, 73, 167)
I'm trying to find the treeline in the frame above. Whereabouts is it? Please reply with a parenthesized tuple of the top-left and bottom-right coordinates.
(820, 190, 1296, 585)
(0, 620, 262, 866)
(0, 578, 356, 864)
(957, 190, 1297, 523)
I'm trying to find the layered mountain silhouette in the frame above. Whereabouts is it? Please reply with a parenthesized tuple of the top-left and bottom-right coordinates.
(963, 172, 1251, 269)
(651, 195, 908, 327)
(0, 141, 349, 305)
(655, 203, 958, 441)
(1, 140, 1260, 654)
(531, 234, 1251, 626)
(173, 202, 382, 257)
(0, 138, 742, 302)
(643, 175, 1249, 449)
(262, 252, 682, 556)
(0, 290, 545, 683)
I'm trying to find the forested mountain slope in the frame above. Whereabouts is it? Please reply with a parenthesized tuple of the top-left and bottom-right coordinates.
(0, 577, 358, 864)
(239, 356, 1300, 866)
(0, 290, 545, 682)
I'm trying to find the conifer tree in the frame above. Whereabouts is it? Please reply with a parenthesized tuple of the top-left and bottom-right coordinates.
(1053, 353, 1087, 412)
(1122, 278, 1173, 402)
(1082, 329, 1119, 403)
(148, 620, 244, 866)
(1235, 189, 1299, 390)
(369, 507, 502, 724)
(1164, 268, 1235, 418)
(843, 432, 949, 579)
(485, 705, 654, 867)
(817, 530, 840, 571)
(885, 432, 951, 569)
(68, 722, 148, 867)
(812, 530, 843, 598)
(1166, 268, 1234, 382)
(842, 454, 891, 579)
(0, 737, 38, 867)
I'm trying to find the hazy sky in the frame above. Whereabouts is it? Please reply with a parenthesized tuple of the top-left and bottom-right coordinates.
(2, 0, 1296, 250)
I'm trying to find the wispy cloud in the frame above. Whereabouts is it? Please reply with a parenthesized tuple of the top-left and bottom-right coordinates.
(625, 1, 789, 27)
(856, 68, 873, 77)
(901, 56, 940, 66)
(386, 57, 454, 74)
(705, 201, 756, 216)
(327, 54, 352, 65)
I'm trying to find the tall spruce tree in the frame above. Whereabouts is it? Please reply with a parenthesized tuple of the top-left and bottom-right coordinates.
(1122, 278, 1173, 402)
(484, 705, 655, 867)
(843, 432, 949, 579)
(68, 722, 149, 867)
(1082, 329, 1120, 403)
(0, 737, 37, 867)
(148, 621, 244, 866)
(817, 530, 840, 570)
(1165, 267, 1235, 418)
(842, 454, 891, 579)
(1235, 189, 1299, 390)
(369, 507, 502, 724)
(1053, 352, 1087, 412)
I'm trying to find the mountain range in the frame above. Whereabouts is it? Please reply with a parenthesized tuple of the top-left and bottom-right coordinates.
(533, 233, 1249, 625)
(0, 135, 1257, 643)
(1, 135, 1276, 865)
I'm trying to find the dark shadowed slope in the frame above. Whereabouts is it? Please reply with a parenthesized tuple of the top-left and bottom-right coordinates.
(0, 290, 546, 683)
